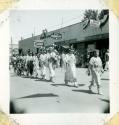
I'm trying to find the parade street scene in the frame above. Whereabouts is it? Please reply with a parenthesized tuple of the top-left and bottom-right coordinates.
(9, 10, 109, 113)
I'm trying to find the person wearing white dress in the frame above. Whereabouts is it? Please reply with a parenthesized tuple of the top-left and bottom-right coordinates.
(39, 50, 47, 80)
(88, 50, 103, 94)
(33, 53, 40, 78)
(61, 51, 66, 70)
(64, 49, 78, 87)
(47, 47, 57, 82)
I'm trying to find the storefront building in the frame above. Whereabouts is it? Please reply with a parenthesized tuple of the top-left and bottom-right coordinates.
(19, 14, 109, 67)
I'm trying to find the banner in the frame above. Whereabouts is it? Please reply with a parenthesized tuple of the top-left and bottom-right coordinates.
(50, 32, 62, 39)
(90, 19, 100, 27)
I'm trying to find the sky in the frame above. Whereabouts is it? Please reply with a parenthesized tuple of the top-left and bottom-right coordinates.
(9, 10, 85, 44)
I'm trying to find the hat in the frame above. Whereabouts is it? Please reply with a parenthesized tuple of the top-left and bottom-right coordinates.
(69, 49, 74, 52)
(49, 47, 54, 51)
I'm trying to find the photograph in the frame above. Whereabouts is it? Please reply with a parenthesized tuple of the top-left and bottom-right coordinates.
(9, 9, 109, 113)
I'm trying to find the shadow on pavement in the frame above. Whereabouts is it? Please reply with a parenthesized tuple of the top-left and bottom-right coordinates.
(21, 76, 30, 78)
(99, 98, 110, 103)
(99, 98, 110, 113)
(51, 83, 85, 87)
(17, 93, 59, 99)
(21, 76, 37, 79)
(101, 78, 109, 80)
(51, 83, 66, 87)
(72, 89, 95, 94)
(78, 84, 85, 87)
(35, 78, 51, 82)
(10, 100, 26, 114)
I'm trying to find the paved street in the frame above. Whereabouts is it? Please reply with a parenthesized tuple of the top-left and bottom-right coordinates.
(10, 68, 109, 113)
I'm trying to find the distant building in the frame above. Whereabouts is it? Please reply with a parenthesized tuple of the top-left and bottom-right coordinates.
(9, 44, 18, 56)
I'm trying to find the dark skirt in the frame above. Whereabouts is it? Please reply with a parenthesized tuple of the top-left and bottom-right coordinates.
(27, 61, 34, 75)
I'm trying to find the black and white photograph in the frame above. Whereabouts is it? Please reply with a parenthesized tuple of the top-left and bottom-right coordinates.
(9, 9, 109, 113)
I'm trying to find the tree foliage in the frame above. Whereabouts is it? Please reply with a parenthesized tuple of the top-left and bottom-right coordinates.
(83, 9, 109, 21)
(83, 10, 98, 21)
(98, 10, 109, 20)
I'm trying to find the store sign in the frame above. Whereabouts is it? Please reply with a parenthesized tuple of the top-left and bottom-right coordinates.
(50, 32, 62, 39)
(34, 40, 44, 48)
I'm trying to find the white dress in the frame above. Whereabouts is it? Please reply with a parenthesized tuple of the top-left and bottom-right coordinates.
(64, 54, 78, 86)
(33, 56, 40, 77)
(40, 54, 47, 78)
(47, 52, 56, 78)
(61, 53, 66, 70)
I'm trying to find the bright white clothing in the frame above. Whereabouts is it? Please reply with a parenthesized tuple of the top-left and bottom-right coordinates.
(40, 54, 47, 78)
(89, 56, 102, 86)
(26, 55, 32, 62)
(105, 61, 109, 71)
(61, 53, 66, 69)
(47, 52, 56, 78)
(64, 54, 77, 86)
(33, 56, 40, 77)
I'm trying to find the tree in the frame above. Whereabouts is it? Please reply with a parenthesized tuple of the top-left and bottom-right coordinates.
(83, 9, 98, 21)
(98, 10, 109, 20)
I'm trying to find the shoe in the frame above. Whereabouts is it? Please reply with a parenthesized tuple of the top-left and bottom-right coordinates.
(74, 83, 78, 88)
(49, 77, 54, 82)
(89, 85, 92, 91)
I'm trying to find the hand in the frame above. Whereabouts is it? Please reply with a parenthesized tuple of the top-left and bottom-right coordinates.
(86, 70, 90, 76)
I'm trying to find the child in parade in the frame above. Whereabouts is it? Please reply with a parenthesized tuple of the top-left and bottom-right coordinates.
(88, 49, 103, 94)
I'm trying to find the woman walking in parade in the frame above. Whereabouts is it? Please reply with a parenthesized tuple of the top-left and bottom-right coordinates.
(29, 52, 34, 77)
(64, 49, 78, 87)
(47, 47, 57, 82)
(39, 49, 47, 80)
(26, 52, 34, 77)
(33, 53, 40, 78)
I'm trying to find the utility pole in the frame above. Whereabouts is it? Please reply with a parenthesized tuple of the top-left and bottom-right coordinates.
(61, 17, 63, 29)
(34, 26, 35, 36)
